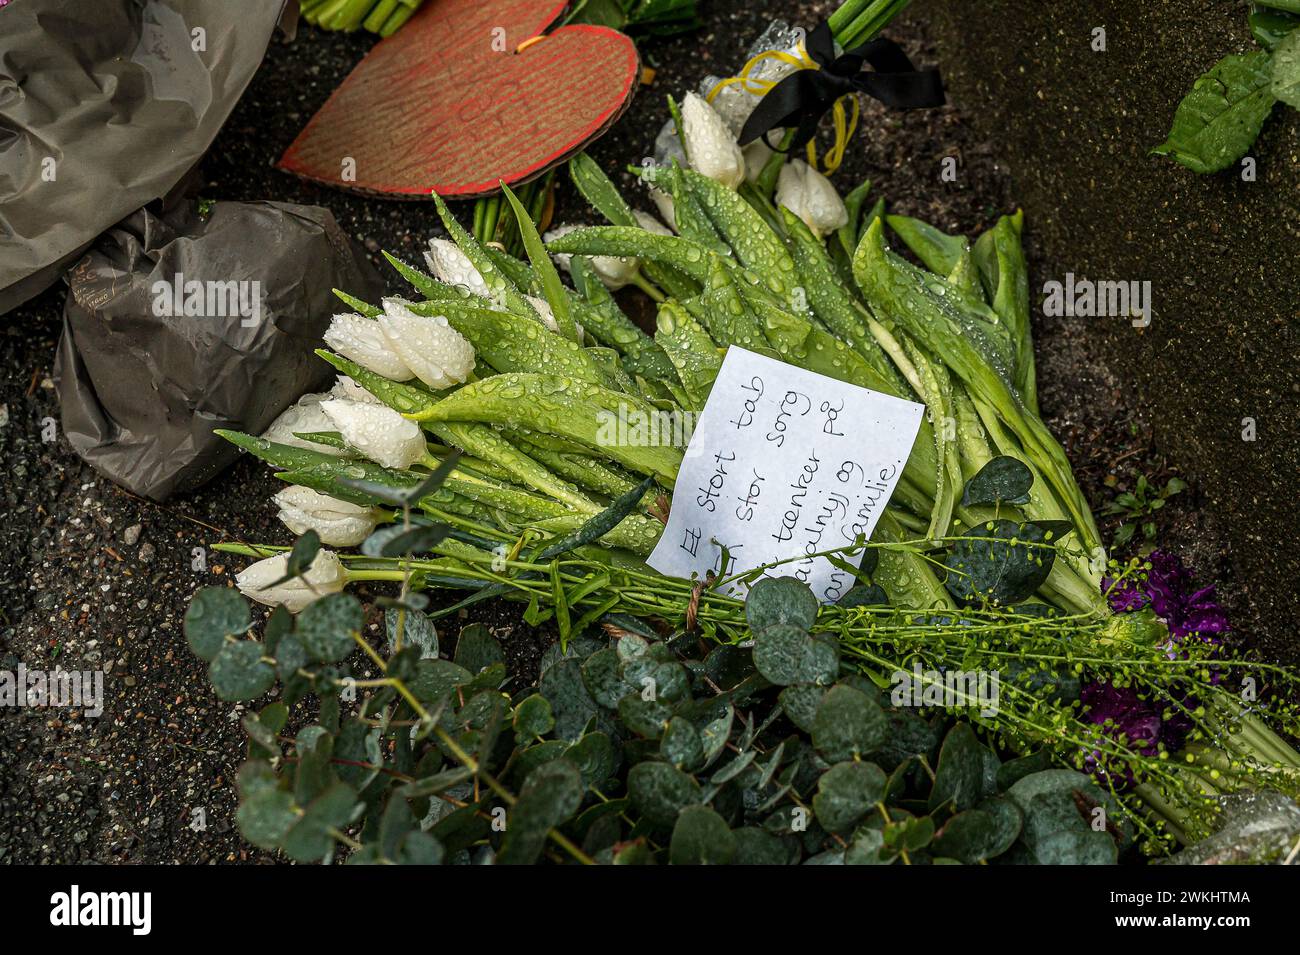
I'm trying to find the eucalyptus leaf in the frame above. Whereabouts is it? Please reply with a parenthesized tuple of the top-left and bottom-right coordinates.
(184, 587, 251, 661)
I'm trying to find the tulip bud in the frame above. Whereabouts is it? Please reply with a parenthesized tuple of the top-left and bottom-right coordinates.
(377, 298, 475, 390)
(680, 91, 746, 189)
(544, 224, 639, 290)
(649, 187, 677, 231)
(321, 398, 427, 469)
(523, 295, 585, 339)
(236, 548, 346, 613)
(742, 138, 775, 184)
(262, 393, 347, 456)
(273, 485, 381, 547)
(329, 375, 382, 404)
(633, 210, 674, 236)
(776, 159, 849, 237)
(424, 238, 494, 300)
(323, 312, 414, 382)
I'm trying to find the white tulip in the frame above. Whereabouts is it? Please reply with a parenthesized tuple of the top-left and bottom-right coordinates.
(236, 548, 346, 613)
(424, 239, 493, 300)
(377, 298, 475, 390)
(273, 485, 381, 547)
(523, 295, 584, 339)
(321, 399, 426, 469)
(329, 375, 382, 404)
(742, 138, 775, 184)
(323, 312, 414, 382)
(680, 91, 746, 189)
(262, 392, 347, 456)
(776, 159, 849, 237)
(633, 210, 674, 236)
(649, 188, 677, 232)
(544, 224, 638, 290)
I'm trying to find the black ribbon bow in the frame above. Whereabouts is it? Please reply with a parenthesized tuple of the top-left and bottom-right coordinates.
(738, 21, 945, 153)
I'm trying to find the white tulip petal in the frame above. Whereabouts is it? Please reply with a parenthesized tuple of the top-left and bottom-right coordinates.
(424, 239, 492, 299)
(329, 375, 382, 404)
(273, 486, 379, 547)
(544, 224, 637, 290)
(262, 394, 347, 456)
(321, 399, 427, 469)
(523, 295, 584, 339)
(236, 549, 346, 614)
(376, 299, 475, 390)
(323, 313, 414, 381)
(776, 159, 848, 238)
(742, 138, 775, 184)
(649, 188, 677, 232)
(681, 91, 745, 189)
(633, 209, 674, 236)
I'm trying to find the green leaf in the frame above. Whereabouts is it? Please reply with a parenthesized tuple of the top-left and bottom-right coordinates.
(813, 760, 886, 832)
(498, 760, 585, 865)
(295, 593, 364, 663)
(931, 801, 1021, 864)
(812, 684, 888, 762)
(535, 476, 656, 561)
(1153, 51, 1277, 174)
(1033, 829, 1118, 865)
(943, 519, 1056, 607)
(660, 717, 705, 771)
(745, 576, 819, 631)
(928, 724, 988, 813)
(961, 455, 1033, 507)
(281, 782, 362, 863)
(568, 152, 637, 226)
(669, 805, 736, 865)
(513, 694, 555, 740)
(778, 684, 826, 734)
(732, 826, 788, 865)
(565, 732, 618, 787)
(501, 182, 580, 343)
(236, 787, 297, 851)
(885, 214, 969, 275)
(385, 607, 438, 659)
(628, 761, 702, 829)
(1251, 8, 1300, 50)
(1007, 769, 1129, 854)
(453, 623, 504, 674)
(1271, 28, 1300, 107)
(837, 584, 889, 609)
(184, 587, 251, 661)
(753, 624, 839, 687)
(208, 641, 276, 701)
(539, 657, 602, 741)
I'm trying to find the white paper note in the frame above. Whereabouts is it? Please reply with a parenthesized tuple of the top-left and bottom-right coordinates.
(648, 347, 925, 603)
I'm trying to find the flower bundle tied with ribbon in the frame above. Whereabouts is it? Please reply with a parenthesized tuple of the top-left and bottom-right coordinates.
(729, 21, 945, 173)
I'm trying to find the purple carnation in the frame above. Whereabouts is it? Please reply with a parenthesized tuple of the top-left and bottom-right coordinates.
(1085, 551, 1227, 780)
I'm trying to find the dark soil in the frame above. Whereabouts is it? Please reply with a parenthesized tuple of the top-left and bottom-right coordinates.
(927, 0, 1300, 665)
(0, 1, 1233, 863)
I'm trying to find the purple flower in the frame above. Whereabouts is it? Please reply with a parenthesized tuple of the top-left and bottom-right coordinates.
(1085, 551, 1227, 782)
(1104, 550, 1229, 643)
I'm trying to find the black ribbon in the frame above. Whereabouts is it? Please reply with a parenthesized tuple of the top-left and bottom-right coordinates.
(738, 21, 945, 153)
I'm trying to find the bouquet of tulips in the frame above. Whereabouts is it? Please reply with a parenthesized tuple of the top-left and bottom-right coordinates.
(208, 14, 1300, 853)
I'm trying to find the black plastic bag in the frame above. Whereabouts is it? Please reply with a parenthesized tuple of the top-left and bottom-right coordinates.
(0, 0, 292, 313)
(53, 198, 383, 500)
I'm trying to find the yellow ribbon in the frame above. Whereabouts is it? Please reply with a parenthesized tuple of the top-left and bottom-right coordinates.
(706, 42, 859, 175)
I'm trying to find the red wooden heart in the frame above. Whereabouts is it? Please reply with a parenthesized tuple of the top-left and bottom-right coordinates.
(278, 0, 639, 198)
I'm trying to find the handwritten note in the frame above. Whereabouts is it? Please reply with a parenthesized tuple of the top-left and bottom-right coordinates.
(648, 347, 925, 603)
